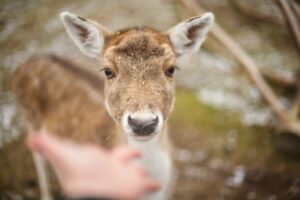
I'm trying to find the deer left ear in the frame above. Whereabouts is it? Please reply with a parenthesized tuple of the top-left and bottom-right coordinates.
(167, 12, 214, 56)
(60, 12, 109, 58)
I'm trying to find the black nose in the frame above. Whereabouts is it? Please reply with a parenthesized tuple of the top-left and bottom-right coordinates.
(128, 115, 159, 136)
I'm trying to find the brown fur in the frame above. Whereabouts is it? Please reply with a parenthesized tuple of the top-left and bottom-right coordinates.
(11, 54, 121, 148)
(187, 24, 204, 40)
(75, 24, 89, 40)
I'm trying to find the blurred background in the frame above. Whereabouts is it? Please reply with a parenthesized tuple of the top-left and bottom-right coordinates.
(0, 0, 300, 199)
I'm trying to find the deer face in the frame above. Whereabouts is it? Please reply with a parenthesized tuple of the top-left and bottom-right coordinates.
(101, 29, 177, 139)
(61, 12, 213, 140)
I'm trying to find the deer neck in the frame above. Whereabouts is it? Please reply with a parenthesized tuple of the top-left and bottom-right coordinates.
(127, 127, 172, 199)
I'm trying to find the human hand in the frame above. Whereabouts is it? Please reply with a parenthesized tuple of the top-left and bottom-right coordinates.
(26, 133, 160, 200)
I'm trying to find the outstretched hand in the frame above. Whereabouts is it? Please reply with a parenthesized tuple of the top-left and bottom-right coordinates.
(26, 133, 160, 200)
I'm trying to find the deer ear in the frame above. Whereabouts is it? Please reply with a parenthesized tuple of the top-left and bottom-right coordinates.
(167, 12, 214, 56)
(60, 12, 109, 58)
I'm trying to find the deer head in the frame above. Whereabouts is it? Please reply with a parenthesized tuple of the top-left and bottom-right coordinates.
(60, 12, 214, 141)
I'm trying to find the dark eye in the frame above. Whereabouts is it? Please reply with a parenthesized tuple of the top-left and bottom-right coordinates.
(165, 66, 179, 77)
(103, 67, 115, 79)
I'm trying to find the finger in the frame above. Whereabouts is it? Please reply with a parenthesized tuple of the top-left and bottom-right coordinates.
(144, 179, 161, 192)
(133, 165, 149, 177)
(26, 132, 51, 152)
(112, 146, 141, 163)
(26, 133, 72, 170)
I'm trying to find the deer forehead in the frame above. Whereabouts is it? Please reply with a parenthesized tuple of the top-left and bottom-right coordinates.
(103, 28, 176, 72)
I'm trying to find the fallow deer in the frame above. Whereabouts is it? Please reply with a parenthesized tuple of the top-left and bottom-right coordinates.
(11, 11, 214, 200)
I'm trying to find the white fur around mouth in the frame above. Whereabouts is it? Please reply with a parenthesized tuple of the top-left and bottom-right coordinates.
(131, 134, 155, 141)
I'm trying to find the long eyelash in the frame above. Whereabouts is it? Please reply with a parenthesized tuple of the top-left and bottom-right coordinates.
(99, 67, 105, 71)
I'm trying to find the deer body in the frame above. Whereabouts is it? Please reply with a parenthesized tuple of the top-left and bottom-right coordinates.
(12, 11, 214, 200)
(12, 55, 120, 146)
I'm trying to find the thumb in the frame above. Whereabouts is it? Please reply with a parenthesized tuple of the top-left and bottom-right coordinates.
(26, 133, 70, 169)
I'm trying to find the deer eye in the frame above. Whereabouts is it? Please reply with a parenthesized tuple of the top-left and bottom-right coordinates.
(103, 67, 115, 79)
(165, 66, 179, 77)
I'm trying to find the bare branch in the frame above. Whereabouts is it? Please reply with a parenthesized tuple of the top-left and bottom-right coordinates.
(290, 0, 300, 21)
(231, 0, 285, 27)
(291, 72, 300, 119)
(276, 0, 300, 121)
(262, 70, 297, 88)
(276, 0, 300, 54)
(178, 0, 289, 123)
(286, 120, 300, 136)
(291, 89, 300, 118)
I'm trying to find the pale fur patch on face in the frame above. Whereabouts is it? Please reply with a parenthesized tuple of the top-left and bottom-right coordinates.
(60, 12, 104, 58)
(104, 98, 113, 118)
(167, 12, 214, 56)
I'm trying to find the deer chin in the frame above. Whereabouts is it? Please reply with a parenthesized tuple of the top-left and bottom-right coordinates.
(121, 111, 164, 141)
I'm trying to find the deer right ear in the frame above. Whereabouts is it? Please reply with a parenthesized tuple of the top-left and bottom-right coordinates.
(60, 12, 109, 58)
(167, 12, 214, 56)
